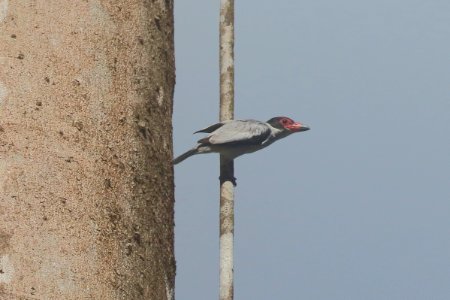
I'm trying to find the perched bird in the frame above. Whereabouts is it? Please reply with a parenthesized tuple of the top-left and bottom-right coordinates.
(173, 116, 309, 164)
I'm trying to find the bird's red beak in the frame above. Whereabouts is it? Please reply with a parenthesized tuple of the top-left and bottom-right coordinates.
(287, 122, 310, 132)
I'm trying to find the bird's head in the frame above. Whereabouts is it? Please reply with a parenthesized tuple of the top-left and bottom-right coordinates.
(267, 116, 310, 133)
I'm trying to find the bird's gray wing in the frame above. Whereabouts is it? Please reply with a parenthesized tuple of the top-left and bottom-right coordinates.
(194, 121, 227, 134)
(198, 120, 271, 145)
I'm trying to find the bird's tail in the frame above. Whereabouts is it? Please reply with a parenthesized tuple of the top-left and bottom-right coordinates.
(173, 148, 198, 165)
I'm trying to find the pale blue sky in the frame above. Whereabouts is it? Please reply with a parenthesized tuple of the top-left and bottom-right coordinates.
(173, 1, 450, 299)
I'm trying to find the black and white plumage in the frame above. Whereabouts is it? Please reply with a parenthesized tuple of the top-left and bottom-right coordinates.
(173, 116, 309, 164)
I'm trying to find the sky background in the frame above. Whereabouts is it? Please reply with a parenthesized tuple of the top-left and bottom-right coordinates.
(173, 1, 450, 299)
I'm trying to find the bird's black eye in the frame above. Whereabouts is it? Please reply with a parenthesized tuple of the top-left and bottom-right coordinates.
(281, 118, 289, 125)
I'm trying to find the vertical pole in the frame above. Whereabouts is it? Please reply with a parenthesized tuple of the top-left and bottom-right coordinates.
(219, 0, 235, 300)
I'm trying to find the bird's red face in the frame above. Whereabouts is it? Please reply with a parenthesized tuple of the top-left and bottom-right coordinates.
(278, 117, 310, 132)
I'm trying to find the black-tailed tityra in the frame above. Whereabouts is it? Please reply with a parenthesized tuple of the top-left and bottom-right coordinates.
(173, 116, 309, 164)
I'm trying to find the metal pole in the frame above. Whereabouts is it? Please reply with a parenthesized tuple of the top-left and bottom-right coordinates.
(219, 0, 235, 299)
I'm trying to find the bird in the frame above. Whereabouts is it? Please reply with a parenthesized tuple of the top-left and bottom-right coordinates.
(173, 116, 309, 164)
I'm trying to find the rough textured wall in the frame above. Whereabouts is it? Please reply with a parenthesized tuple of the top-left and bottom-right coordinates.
(0, 1, 175, 299)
